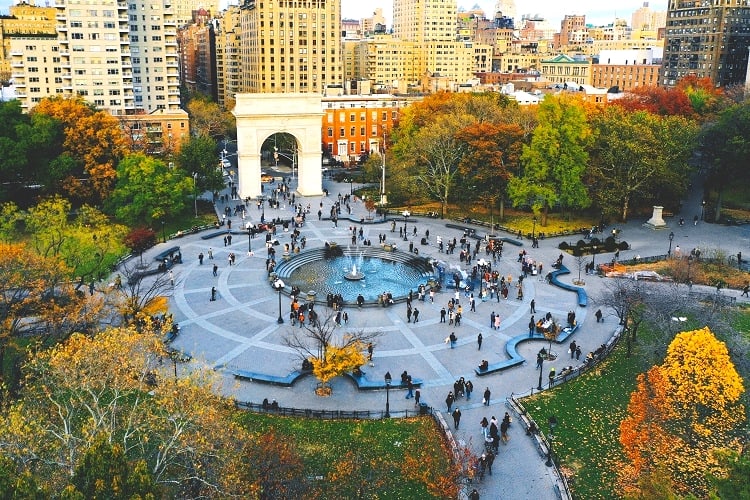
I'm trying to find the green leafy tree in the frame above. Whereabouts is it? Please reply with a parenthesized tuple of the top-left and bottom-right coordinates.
(508, 94, 592, 225)
(109, 153, 193, 225)
(67, 438, 157, 499)
(176, 135, 225, 194)
(0, 202, 22, 242)
(588, 107, 698, 222)
(26, 196, 128, 281)
(709, 449, 750, 499)
(700, 102, 750, 222)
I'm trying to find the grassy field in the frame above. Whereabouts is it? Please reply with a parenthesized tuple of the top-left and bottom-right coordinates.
(237, 413, 456, 499)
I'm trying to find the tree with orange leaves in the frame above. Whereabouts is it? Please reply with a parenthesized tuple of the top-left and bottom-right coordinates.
(32, 96, 130, 204)
(613, 85, 695, 118)
(618, 327, 745, 497)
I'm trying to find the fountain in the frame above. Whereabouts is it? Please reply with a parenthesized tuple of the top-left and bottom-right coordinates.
(273, 247, 435, 303)
(344, 263, 365, 281)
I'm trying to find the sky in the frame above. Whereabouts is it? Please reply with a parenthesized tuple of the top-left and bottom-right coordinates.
(0, 0, 665, 28)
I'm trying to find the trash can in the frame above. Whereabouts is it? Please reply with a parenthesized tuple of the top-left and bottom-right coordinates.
(419, 402, 430, 415)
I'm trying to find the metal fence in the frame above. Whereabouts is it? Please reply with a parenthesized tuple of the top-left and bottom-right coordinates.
(235, 400, 432, 420)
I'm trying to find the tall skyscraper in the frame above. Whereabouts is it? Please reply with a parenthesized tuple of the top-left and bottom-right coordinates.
(661, 0, 750, 87)
(237, 0, 343, 93)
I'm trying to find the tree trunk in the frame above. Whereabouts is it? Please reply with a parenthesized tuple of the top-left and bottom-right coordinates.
(499, 198, 505, 221)
(713, 188, 723, 223)
(541, 205, 549, 226)
(621, 197, 630, 223)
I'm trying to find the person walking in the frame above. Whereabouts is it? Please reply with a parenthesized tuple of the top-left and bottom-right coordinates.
(440, 307, 446, 323)
(469, 488, 480, 500)
(414, 389, 421, 406)
(530, 298, 536, 313)
(412, 307, 419, 323)
(367, 342, 374, 361)
(536, 351, 544, 370)
(743, 284, 750, 297)
(549, 367, 556, 388)
(169, 270, 174, 286)
(486, 450, 495, 475)
(199, 252, 204, 265)
(449, 332, 457, 348)
(446, 391, 455, 412)
(494, 314, 501, 330)
(490, 311, 496, 329)
(570, 340, 577, 359)
(210, 286, 217, 301)
(465, 379, 473, 400)
(483, 387, 491, 406)
(212, 264, 218, 277)
(405, 377, 414, 399)
(528, 316, 535, 337)
(477, 332, 483, 350)
(481, 417, 489, 438)
(452, 408, 462, 429)
(208, 247, 214, 259)
(406, 306, 412, 323)
(595, 309, 603, 322)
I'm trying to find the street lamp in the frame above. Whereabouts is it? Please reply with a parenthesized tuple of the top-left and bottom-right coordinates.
(701, 200, 706, 221)
(537, 355, 544, 390)
(348, 177, 353, 195)
(247, 227, 253, 256)
(592, 245, 598, 271)
(668, 231, 674, 256)
(161, 220, 166, 243)
(384, 371, 392, 418)
(532, 216, 537, 240)
(192, 172, 198, 218)
(546, 415, 558, 466)
(273, 278, 285, 324)
(687, 255, 693, 286)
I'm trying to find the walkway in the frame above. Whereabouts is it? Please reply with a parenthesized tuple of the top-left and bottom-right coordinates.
(146, 172, 748, 500)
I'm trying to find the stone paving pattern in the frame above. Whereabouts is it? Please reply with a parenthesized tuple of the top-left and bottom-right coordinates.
(146, 172, 750, 500)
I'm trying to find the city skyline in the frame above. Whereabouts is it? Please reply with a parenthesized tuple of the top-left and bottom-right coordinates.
(0, 0, 662, 28)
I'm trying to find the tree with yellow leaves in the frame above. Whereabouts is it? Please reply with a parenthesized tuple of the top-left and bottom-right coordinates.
(311, 343, 366, 395)
(618, 327, 745, 497)
(0, 323, 253, 497)
(284, 308, 381, 395)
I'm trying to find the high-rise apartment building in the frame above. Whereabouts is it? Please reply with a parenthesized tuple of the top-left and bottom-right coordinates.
(7, 0, 203, 114)
(661, 0, 750, 87)
(127, 0, 181, 112)
(215, 5, 241, 108)
(558, 14, 587, 48)
(178, 8, 217, 101)
(237, 0, 343, 94)
(393, 0, 457, 43)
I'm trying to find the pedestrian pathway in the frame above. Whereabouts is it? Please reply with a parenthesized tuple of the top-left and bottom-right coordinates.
(143, 173, 748, 500)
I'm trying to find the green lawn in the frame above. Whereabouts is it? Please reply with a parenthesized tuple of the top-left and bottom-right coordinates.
(524, 329, 657, 500)
(237, 413, 455, 499)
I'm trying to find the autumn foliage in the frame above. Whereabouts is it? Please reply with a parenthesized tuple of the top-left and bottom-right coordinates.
(618, 327, 745, 497)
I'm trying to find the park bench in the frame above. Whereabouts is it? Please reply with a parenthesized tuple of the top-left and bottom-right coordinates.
(233, 368, 311, 387)
(154, 246, 181, 263)
(475, 324, 580, 376)
(345, 371, 423, 391)
(549, 265, 588, 307)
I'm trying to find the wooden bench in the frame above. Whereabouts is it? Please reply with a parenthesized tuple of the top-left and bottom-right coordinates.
(154, 246, 181, 262)
(233, 369, 311, 387)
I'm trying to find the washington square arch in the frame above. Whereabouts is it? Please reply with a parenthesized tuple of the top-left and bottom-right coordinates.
(233, 94, 325, 198)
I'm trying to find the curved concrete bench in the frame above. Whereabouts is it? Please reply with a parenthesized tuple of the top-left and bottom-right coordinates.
(549, 265, 588, 307)
(475, 324, 580, 376)
(233, 369, 311, 387)
(345, 372, 423, 391)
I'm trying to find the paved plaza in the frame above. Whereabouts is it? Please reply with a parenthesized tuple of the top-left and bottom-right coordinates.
(153, 173, 749, 499)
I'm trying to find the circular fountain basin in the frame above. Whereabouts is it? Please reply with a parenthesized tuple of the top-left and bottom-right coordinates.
(273, 247, 435, 304)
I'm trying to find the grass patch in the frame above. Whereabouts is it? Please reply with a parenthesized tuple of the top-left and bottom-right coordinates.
(523, 331, 654, 500)
(237, 413, 455, 499)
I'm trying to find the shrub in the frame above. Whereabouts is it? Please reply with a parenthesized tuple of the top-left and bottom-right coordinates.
(605, 236, 617, 252)
(559, 241, 570, 250)
(618, 241, 630, 251)
(576, 239, 587, 248)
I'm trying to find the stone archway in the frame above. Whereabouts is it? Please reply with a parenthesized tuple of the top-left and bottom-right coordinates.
(233, 94, 324, 198)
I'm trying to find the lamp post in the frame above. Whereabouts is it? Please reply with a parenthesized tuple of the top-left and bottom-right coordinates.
(247, 228, 253, 255)
(273, 278, 285, 324)
(701, 200, 706, 221)
(348, 177, 353, 195)
(687, 255, 693, 286)
(546, 415, 558, 466)
(537, 356, 544, 391)
(532, 216, 537, 240)
(668, 231, 674, 256)
(161, 220, 166, 243)
(384, 371, 392, 418)
(591, 245, 598, 272)
(192, 172, 198, 218)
